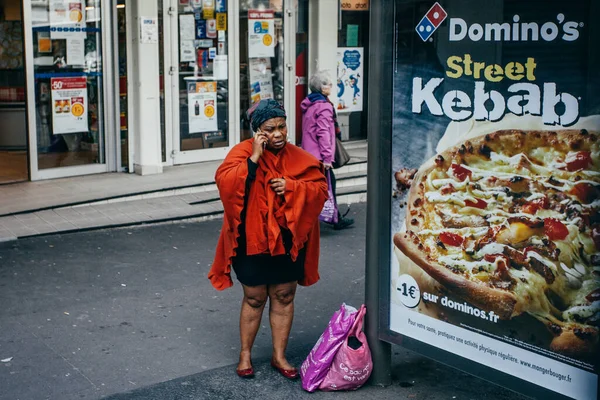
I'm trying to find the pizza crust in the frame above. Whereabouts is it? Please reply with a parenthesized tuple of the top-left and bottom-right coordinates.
(394, 231, 518, 320)
(550, 328, 599, 361)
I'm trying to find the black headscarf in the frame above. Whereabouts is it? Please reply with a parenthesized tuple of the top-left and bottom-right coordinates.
(247, 99, 287, 132)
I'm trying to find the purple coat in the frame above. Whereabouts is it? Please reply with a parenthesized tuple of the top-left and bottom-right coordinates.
(300, 97, 336, 165)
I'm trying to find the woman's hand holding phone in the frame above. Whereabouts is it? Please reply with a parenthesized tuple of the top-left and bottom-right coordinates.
(251, 131, 267, 163)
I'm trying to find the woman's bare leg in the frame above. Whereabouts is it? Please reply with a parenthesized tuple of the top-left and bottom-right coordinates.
(238, 284, 268, 371)
(267, 281, 297, 369)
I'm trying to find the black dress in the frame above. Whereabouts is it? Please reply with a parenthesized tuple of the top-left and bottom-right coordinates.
(231, 159, 306, 287)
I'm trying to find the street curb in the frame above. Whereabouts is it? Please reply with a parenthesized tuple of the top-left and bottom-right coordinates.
(5, 198, 367, 241)
(11, 210, 225, 240)
(0, 181, 216, 218)
(0, 235, 17, 243)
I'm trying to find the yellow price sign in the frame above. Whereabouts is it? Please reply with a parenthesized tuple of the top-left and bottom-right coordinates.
(203, 8, 215, 19)
(205, 105, 215, 118)
(216, 13, 227, 31)
(262, 33, 273, 47)
(69, 9, 83, 22)
(71, 103, 85, 117)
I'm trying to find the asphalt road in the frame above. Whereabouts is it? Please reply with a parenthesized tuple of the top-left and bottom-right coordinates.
(0, 203, 527, 400)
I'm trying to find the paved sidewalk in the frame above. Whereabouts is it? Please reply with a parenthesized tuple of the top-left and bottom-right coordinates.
(0, 141, 368, 217)
(0, 144, 368, 242)
(0, 161, 220, 217)
(0, 188, 222, 241)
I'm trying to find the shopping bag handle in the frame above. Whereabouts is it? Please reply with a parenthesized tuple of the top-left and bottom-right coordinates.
(349, 304, 366, 337)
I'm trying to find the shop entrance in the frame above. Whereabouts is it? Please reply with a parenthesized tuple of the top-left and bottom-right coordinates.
(160, 0, 299, 166)
(160, 0, 234, 166)
(237, 1, 296, 143)
(21, 0, 122, 181)
(0, 0, 28, 184)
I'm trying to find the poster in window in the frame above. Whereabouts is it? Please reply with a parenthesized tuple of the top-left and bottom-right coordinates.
(216, 13, 227, 31)
(248, 10, 275, 58)
(216, 0, 226, 12)
(179, 14, 196, 41)
(66, 38, 85, 65)
(180, 40, 195, 62)
(389, 2, 600, 400)
(37, 32, 52, 53)
(213, 55, 228, 80)
(203, 0, 215, 19)
(206, 19, 217, 38)
(336, 48, 363, 113)
(188, 81, 218, 133)
(248, 58, 274, 104)
(51, 76, 88, 134)
(49, 0, 86, 39)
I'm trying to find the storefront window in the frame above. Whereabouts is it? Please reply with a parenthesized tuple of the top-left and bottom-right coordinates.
(0, 1, 28, 183)
(239, 0, 285, 140)
(29, 0, 105, 169)
(176, 0, 229, 152)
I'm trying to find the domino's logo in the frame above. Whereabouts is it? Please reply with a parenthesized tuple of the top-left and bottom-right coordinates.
(415, 2, 447, 41)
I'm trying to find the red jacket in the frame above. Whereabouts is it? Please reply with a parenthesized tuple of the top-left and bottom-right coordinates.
(208, 139, 328, 290)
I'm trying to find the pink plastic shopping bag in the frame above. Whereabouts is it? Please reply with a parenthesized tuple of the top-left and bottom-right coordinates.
(318, 305, 372, 391)
(319, 169, 339, 224)
(300, 303, 358, 392)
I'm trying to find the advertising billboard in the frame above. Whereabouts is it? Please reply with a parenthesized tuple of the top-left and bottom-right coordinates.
(389, 1, 599, 399)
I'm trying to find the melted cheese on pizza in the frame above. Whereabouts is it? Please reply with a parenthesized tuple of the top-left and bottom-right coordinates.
(416, 143, 600, 328)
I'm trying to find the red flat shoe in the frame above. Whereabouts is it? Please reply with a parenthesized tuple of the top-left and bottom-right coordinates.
(270, 360, 299, 380)
(236, 366, 255, 379)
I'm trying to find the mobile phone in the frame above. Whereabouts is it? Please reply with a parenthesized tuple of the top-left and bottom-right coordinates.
(256, 130, 267, 147)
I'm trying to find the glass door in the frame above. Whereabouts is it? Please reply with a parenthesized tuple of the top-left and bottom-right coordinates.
(23, 0, 112, 180)
(238, 0, 296, 143)
(0, 0, 28, 183)
(167, 0, 235, 165)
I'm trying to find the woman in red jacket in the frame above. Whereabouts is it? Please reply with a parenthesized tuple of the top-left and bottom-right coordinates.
(209, 99, 328, 380)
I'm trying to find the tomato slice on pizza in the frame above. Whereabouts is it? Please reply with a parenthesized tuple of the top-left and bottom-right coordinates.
(394, 129, 599, 358)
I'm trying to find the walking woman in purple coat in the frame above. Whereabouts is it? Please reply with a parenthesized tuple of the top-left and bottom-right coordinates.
(300, 71, 354, 230)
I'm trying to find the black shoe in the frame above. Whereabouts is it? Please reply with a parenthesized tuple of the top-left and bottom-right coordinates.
(333, 217, 354, 230)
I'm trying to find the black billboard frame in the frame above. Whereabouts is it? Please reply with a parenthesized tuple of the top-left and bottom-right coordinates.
(364, 1, 598, 399)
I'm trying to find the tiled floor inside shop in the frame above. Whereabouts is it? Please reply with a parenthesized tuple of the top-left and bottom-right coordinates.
(0, 150, 28, 184)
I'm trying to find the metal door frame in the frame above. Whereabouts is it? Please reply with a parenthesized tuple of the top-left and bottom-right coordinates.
(23, 0, 119, 180)
(163, 0, 239, 166)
